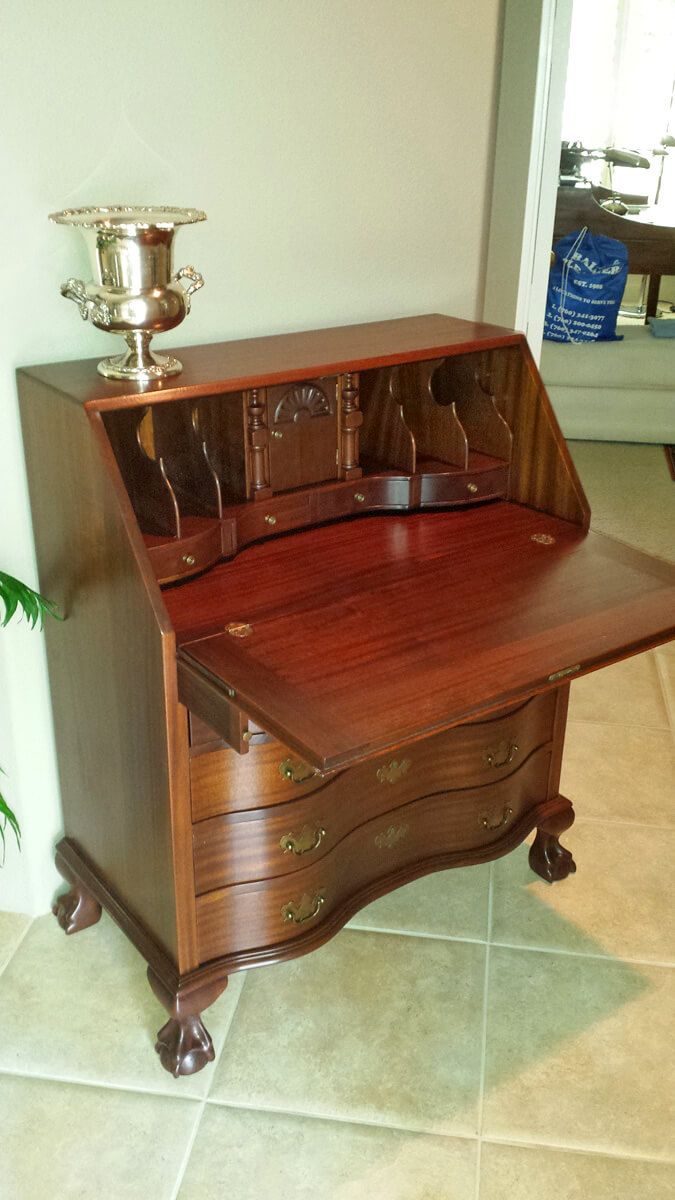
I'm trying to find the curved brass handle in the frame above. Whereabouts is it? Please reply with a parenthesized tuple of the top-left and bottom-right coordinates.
(281, 892, 325, 924)
(485, 739, 519, 769)
(278, 757, 321, 784)
(482, 805, 513, 831)
(280, 824, 326, 856)
(173, 264, 204, 313)
(60, 278, 112, 327)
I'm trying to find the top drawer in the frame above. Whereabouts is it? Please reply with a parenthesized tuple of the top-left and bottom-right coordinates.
(190, 691, 557, 823)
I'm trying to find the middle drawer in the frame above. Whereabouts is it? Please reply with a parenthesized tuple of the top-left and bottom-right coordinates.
(192, 690, 557, 892)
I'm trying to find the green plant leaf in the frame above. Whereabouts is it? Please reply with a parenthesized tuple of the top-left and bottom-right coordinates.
(0, 570, 61, 630)
(0, 780, 22, 865)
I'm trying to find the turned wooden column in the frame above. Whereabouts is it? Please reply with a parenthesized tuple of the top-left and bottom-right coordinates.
(339, 371, 363, 480)
(247, 387, 272, 500)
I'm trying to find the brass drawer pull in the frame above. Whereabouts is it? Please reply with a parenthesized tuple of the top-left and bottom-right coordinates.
(278, 757, 321, 784)
(182, 554, 196, 566)
(280, 824, 326, 856)
(376, 758, 412, 785)
(482, 805, 513, 831)
(264, 514, 277, 526)
(467, 482, 479, 495)
(485, 739, 519, 769)
(354, 492, 366, 503)
(282, 892, 325, 924)
(374, 823, 409, 849)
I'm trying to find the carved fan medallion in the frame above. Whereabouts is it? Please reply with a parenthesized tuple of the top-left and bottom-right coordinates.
(274, 383, 331, 424)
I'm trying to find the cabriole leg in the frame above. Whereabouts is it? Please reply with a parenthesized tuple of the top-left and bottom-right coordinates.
(52, 851, 102, 934)
(147, 968, 229, 1078)
(529, 797, 577, 883)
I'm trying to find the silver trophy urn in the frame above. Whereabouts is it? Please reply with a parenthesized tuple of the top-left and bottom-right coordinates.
(49, 205, 206, 380)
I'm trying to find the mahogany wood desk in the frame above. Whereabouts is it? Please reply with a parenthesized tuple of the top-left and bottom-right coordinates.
(18, 315, 675, 1076)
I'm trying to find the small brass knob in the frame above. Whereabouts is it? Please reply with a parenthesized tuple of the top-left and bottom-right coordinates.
(264, 514, 277, 526)
(182, 554, 196, 566)
(354, 492, 365, 503)
(225, 622, 252, 638)
(467, 483, 479, 495)
(272, 430, 284, 439)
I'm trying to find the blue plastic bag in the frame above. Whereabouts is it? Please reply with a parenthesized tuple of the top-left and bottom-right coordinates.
(544, 226, 628, 342)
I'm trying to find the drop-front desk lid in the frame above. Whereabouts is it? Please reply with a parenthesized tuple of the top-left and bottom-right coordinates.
(173, 502, 675, 772)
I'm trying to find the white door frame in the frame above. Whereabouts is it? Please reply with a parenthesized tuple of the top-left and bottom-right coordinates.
(483, 0, 573, 361)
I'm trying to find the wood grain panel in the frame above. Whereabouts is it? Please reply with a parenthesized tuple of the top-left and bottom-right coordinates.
(493, 343, 590, 526)
(174, 503, 675, 771)
(359, 366, 417, 472)
(17, 376, 190, 966)
(395, 359, 469, 468)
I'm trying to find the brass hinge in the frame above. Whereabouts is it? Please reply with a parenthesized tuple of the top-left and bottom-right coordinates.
(548, 664, 581, 682)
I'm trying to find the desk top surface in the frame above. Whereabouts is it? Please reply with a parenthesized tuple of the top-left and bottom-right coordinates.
(171, 502, 675, 769)
(20, 313, 521, 411)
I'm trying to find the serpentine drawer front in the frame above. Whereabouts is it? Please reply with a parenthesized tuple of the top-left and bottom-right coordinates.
(195, 745, 552, 962)
(191, 692, 557, 892)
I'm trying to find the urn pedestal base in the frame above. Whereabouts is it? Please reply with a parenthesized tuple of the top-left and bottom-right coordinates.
(98, 331, 182, 381)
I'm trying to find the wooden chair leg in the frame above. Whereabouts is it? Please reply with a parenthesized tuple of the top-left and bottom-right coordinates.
(529, 798, 577, 883)
(147, 967, 229, 1078)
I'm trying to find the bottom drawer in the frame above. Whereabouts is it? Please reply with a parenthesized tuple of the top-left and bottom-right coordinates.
(196, 744, 552, 963)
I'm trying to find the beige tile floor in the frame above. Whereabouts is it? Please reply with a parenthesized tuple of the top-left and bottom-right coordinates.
(1, 442, 674, 1198)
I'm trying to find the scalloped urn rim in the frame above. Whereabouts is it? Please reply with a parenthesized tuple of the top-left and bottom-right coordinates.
(48, 205, 207, 232)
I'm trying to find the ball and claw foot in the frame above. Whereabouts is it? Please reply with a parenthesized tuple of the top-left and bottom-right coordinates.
(52, 884, 102, 935)
(529, 831, 577, 882)
(155, 1015, 215, 1078)
(147, 966, 228, 1079)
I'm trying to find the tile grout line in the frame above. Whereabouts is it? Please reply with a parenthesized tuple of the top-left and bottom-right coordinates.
(567, 716, 672, 735)
(566, 716, 673, 735)
(0, 1063, 211, 1101)
(488, 941, 675, 970)
(572, 815, 675, 832)
(0, 917, 33, 980)
(341, 922, 675, 969)
(168, 1096, 208, 1200)
(165, 960, 252, 1195)
(347, 925, 488, 945)
(168, 966, 250, 1197)
(203, 970, 248, 1100)
(481, 1133, 675, 1166)
(205, 1094, 480, 1141)
(473, 862, 494, 1200)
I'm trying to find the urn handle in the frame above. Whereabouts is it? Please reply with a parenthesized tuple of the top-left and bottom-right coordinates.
(60, 278, 111, 327)
(173, 264, 204, 313)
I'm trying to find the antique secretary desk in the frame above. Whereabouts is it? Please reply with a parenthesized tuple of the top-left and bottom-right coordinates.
(18, 314, 675, 1077)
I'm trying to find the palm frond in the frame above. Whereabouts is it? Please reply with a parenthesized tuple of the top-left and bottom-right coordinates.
(0, 773, 21, 865)
(0, 570, 61, 629)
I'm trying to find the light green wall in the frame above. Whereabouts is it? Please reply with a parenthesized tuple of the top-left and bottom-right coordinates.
(0, 0, 502, 912)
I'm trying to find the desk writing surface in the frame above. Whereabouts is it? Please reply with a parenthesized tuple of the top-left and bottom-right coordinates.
(172, 503, 675, 770)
